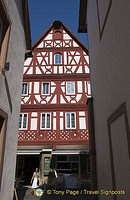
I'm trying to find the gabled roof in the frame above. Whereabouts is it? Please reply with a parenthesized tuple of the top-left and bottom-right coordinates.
(32, 21, 88, 54)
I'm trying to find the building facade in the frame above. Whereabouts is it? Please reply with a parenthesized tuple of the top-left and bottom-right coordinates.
(0, 0, 31, 199)
(79, 0, 130, 199)
(17, 21, 91, 187)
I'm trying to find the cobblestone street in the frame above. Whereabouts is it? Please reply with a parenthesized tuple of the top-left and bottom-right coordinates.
(16, 187, 91, 200)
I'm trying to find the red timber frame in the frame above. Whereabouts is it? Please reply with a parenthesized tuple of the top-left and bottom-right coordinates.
(18, 21, 90, 148)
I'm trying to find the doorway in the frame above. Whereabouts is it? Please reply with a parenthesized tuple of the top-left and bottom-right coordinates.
(16, 155, 40, 185)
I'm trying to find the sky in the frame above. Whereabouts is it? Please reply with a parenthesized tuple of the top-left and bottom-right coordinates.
(28, 0, 88, 47)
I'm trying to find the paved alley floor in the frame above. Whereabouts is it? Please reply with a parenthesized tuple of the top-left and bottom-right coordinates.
(16, 186, 92, 200)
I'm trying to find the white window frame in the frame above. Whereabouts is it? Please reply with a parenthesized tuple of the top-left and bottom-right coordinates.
(19, 113, 28, 130)
(42, 82, 50, 95)
(22, 82, 28, 95)
(66, 81, 75, 95)
(65, 112, 76, 129)
(41, 113, 51, 129)
(54, 53, 62, 65)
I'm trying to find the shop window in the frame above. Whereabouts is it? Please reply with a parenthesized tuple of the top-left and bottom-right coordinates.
(41, 113, 51, 129)
(66, 81, 75, 95)
(22, 83, 28, 95)
(0, 109, 8, 189)
(19, 113, 28, 129)
(42, 82, 50, 95)
(0, 1, 11, 73)
(54, 53, 62, 65)
(66, 112, 76, 129)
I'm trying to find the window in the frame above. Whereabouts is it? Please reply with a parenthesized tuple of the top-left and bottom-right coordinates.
(19, 113, 28, 129)
(54, 53, 62, 65)
(66, 112, 76, 129)
(0, 1, 11, 74)
(22, 83, 28, 95)
(54, 31, 62, 40)
(66, 82, 75, 95)
(42, 83, 50, 95)
(41, 113, 51, 129)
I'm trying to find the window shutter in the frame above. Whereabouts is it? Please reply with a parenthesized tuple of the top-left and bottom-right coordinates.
(0, 25, 11, 72)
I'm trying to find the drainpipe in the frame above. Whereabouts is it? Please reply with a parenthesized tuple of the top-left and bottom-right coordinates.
(87, 97, 98, 200)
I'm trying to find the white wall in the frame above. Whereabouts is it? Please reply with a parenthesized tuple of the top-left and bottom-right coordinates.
(87, 0, 130, 199)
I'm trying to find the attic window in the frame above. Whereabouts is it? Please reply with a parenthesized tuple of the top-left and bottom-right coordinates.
(54, 53, 62, 65)
(54, 31, 62, 40)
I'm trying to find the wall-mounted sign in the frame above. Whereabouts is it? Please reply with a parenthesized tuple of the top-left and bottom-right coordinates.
(44, 157, 51, 176)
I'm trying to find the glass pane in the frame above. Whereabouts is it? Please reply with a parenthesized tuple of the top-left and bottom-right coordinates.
(66, 113, 70, 128)
(67, 82, 71, 93)
(23, 114, 27, 128)
(57, 155, 67, 161)
(43, 83, 49, 94)
(42, 114, 45, 128)
(19, 114, 22, 129)
(22, 83, 27, 94)
(71, 113, 75, 128)
(67, 82, 74, 94)
(55, 53, 61, 64)
(68, 155, 79, 161)
(47, 113, 50, 128)
(58, 54, 61, 64)
(71, 82, 74, 93)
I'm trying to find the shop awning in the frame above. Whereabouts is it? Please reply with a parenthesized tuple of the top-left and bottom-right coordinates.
(17, 150, 41, 155)
(52, 150, 89, 155)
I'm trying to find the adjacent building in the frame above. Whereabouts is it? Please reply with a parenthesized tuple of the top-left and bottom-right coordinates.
(79, 0, 130, 199)
(17, 21, 91, 188)
(0, 0, 31, 199)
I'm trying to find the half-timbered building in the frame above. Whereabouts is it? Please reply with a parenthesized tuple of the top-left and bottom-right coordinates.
(17, 21, 90, 187)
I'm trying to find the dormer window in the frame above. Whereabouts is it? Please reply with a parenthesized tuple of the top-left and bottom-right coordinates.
(54, 53, 62, 65)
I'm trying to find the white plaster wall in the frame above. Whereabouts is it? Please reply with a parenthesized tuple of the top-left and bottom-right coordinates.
(31, 118, 37, 130)
(34, 82, 39, 93)
(79, 118, 86, 129)
(77, 81, 82, 93)
(87, 0, 130, 198)
(0, 0, 27, 199)
(53, 118, 56, 130)
(60, 118, 63, 130)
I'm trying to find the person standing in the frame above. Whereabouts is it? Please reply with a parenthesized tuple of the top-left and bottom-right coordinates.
(31, 168, 39, 195)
